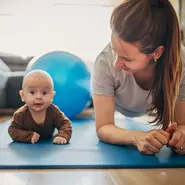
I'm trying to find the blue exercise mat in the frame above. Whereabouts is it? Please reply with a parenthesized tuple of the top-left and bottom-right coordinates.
(0, 116, 185, 169)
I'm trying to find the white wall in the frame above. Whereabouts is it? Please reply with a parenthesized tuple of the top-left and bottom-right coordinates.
(0, 0, 114, 61)
(0, 0, 181, 61)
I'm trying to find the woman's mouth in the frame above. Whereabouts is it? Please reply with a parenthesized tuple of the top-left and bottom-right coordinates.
(122, 67, 130, 71)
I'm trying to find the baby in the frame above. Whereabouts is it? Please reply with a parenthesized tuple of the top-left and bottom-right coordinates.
(8, 70, 72, 144)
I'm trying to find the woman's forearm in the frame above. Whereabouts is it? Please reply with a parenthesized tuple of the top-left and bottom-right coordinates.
(177, 125, 185, 134)
(97, 124, 143, 146)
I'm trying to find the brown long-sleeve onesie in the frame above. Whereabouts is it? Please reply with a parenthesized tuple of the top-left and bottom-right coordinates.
(8, 104, 72, 143)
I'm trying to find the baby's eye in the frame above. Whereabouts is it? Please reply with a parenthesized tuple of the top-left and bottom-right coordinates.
(42, 92, 47, 95)
(30, 91, 35, 95)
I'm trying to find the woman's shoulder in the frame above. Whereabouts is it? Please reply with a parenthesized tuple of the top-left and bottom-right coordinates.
(94, 42, 123, 76)
(93, 42, 127, 86)
(95, 42, 115, 67)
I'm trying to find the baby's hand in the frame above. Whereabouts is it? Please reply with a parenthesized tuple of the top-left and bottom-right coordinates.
(31, 132, 40, 144)
(53, 136, 67, 145)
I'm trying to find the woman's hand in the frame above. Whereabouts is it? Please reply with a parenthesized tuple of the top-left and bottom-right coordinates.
(135, 130, 170, 155)
(166, 122, 185, 154)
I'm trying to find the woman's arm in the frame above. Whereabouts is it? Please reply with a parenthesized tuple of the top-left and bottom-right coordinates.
(93, 94, 144, 146)
(164, 99, 185, 154)
(93, 94, 170, 155)
(175, 100, 185, 131)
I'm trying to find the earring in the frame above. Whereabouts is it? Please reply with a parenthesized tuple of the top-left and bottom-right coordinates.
(154, 58, 158, 62)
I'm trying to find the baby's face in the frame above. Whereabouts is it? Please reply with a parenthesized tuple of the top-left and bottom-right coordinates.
(21, 77, 55, 113)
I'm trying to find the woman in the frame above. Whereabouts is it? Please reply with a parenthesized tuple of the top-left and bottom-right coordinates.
(92, 0, 185, 155)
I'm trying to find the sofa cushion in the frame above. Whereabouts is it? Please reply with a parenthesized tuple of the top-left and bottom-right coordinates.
(0, 58, 11, 72)
(0, 52, 33, 71)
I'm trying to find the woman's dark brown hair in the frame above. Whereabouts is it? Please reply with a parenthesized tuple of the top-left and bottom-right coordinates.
(110, 0, 182, 129)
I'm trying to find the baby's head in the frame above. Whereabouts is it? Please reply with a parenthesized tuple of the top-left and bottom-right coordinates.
(20, 70, 55, 112)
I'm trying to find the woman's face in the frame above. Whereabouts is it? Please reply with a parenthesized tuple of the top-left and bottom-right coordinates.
(111, 34, 154, 74)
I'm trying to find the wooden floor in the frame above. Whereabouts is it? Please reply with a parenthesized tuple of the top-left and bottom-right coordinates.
(1, 115, 185, 185)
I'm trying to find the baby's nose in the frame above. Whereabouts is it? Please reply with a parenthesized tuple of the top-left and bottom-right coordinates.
(36, 93, 42, 99)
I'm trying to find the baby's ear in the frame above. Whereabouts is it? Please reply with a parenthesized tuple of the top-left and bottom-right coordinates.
(19, 90, 25, 102)
(52, 91, 56, 98)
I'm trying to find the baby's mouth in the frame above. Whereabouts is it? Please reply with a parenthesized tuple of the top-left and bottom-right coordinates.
(34, 103, 43, 106)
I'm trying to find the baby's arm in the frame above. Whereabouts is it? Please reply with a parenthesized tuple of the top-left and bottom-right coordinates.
(8, 112, 34, 143)
(53, 108, 72, 144)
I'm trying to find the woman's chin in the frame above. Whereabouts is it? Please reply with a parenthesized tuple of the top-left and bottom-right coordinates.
(122, 69, 133, 75)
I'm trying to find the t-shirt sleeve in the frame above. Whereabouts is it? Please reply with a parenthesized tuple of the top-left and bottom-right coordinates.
(178, 45, 185, 100)
(52, 105, 72, 142)
(91, 49, 115, 96)
(8, 111, 34, 142)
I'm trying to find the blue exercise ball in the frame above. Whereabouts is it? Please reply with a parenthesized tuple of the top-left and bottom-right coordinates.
(26, 51, 92, 118)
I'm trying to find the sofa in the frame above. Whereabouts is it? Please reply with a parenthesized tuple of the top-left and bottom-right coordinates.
(0, 53, 33, 109)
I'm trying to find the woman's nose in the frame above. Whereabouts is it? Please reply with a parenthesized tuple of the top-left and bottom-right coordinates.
(113, 58, 124, 68)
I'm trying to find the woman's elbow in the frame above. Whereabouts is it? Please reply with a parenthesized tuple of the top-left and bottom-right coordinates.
(96, 125, 106, 142)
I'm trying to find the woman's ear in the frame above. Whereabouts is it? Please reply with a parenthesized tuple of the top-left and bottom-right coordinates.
(19, 90, 25, 102)
(152, 45, 165, 61)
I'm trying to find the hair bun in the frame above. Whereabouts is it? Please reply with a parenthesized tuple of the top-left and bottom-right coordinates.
(150, 0, 159, 6)
(149, 0, 167, 6)
(159, 0, 167, 2)
(159, 0, 167, 4)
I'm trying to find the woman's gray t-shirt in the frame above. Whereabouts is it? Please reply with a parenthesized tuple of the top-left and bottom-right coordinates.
(91, 43, 185, 117)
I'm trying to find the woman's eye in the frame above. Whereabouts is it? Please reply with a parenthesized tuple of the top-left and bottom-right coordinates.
(43, 92, 47, 95)
(121, 57, 132, 62)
